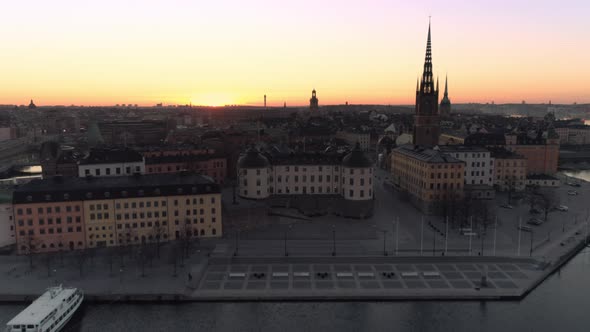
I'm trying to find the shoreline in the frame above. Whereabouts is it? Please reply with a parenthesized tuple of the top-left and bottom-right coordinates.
(0, 235, 587, 304)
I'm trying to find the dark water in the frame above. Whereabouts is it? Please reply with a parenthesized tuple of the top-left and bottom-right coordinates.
(1, 248, 589, 332)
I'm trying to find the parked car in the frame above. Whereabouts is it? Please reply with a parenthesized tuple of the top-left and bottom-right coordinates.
(527, 218, 544, 226)
(529, 208, 541, 214)
(567, 190, 579, 196)
(500, 204, 514, 209)
(518, 225, 532, 232)
(557, 205, 569, 212)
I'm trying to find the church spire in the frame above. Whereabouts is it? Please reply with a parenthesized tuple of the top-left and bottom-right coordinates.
(444, 74, 449, 98)
(420, 19, 434, 95)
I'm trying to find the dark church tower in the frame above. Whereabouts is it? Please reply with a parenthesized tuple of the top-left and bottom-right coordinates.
(309, 89, 319, 111)
(440, 75, 452, 116)
(413, 21, 440, 147)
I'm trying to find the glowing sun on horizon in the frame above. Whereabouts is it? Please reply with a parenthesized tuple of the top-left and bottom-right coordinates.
(191, 92, 236, 107)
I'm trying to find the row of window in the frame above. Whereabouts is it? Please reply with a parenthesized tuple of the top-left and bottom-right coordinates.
(83, 165, 141, 176)
(16, 205, 81, 215)
(22, 188, 216, 203)
(17, 216, 81, 226)
(19, 226, 82, 236)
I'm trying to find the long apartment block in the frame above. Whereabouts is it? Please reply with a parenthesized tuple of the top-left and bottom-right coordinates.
(12, 173, 221, 254)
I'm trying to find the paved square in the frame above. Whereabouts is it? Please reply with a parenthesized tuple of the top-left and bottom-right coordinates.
(246, 282, 267, 290)
(205, 273, 225, 281)
(230, 265, 248, 272)
(360, 281, 381, 289)
(293, 281, 312, 289)
(201, 281, 222, 290)
(272, 265, 289, 272)
(396, 264, 415, 271)
(464, 271, 483, 279)
(437, 264, 457, 271)
(441, 271, 463, 279)
(427, 280, 450, 288)
(334, 265, 352, 272)
(449, 280, 472, 288)
(374, 264, 393, 271)
(337, 281, 356, 289)
(506, 271, 529, 279)
(416, 264, 436, 271)
(405, 280, 427, 288)
(251, 265, 268, 272)
(209, 265, 228, 272)
(497, 264, 518, 271)
(313, 265, 331, 272)
(487, 271, 507, 279)
(495, 280, 518, 289)
(382, 281, 404, 289)
(293, 265, 310, 272)
(270, 282, 289, 289)
(354, 265, 373, 272)
(456, 264, 477, 271)
(223, 282, 244, 290)
(315, 281, 335, 289)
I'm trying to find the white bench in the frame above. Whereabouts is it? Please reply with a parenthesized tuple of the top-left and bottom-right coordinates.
(272, 272, 289, 278)
(401, 272, 418, 277)
(357, 272, 375, 278)
(336, 272, 353, 278)
(423, 271, 440, 277)
(293, 272, 310, 277)
(228, 272, 246, 278)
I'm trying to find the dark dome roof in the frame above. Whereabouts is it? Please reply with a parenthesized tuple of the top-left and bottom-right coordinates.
(342, 143, 372, 168)
(238, 148, 270, 168)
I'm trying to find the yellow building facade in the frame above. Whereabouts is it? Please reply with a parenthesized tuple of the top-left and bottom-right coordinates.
(392, 145, 465, 214)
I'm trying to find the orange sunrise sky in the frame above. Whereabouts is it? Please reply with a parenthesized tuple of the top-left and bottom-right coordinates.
(1, 0, 588, 107)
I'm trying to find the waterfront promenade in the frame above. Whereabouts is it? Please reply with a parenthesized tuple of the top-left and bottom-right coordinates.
(0, 170, 588, 302)
(0, 217, 586, 302)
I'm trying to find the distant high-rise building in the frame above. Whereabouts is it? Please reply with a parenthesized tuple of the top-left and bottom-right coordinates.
(413, 21, 440, 147)
(264, 94, 267, 109)
(439, 75, 452, 116)
(310, 89, 319, 111)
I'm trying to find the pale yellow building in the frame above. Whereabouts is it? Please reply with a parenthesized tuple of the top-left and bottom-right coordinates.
(392, 145, 465, 214)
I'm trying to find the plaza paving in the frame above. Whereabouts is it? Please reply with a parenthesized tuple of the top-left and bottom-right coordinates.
(192, 256, 545, 299)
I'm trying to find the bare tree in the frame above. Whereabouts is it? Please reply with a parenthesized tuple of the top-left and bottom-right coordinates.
(43, 252, 53, 278)
(150, 222, 168, 259)
(74, 249, 88, 277)
(105, 247, 116, 276)
(537, 188, 560, 221)
(22, 234, 40, 270)
(525, 184, 541, 211)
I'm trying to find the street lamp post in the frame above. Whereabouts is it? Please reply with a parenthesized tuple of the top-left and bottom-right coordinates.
(331, 225, 336, 256)
(284, 225, 292, 257)
(234, 229, 240, 257)
(382, 230, 387, 256)
(529, 230, 534, 257)
(432, 228, 436, 256)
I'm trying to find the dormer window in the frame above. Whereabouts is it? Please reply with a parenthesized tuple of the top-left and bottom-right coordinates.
(104, 192, 110, 198)
(45, 194, 52, 201)
(64, 193, 70, 200)
(86, 192, 93, 199)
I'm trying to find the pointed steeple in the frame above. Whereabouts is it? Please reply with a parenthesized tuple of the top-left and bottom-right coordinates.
(416, 77, 419, 92)
(420, 19, 434, 95)
(436, 76, 439, 93)
(444, 74, 449, 98)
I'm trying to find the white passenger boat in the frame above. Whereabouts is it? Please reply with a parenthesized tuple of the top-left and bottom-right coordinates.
(6, 285, 83, 332)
